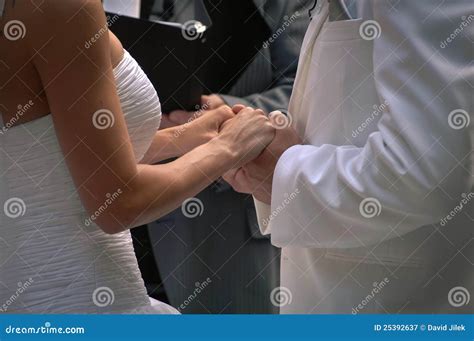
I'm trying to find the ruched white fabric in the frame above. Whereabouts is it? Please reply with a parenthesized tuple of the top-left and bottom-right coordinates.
(0, 51, 178, 314)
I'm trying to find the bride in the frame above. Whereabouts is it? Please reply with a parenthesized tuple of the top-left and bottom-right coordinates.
(0, 0, 275, 313)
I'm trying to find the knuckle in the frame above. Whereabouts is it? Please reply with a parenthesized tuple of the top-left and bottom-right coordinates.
(220, 105, 233, 116)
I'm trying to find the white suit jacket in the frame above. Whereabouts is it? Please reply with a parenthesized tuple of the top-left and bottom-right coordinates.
(256, 0, 473, 313)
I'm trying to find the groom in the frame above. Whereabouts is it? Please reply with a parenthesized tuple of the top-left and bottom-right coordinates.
(225, 0, 473, 314)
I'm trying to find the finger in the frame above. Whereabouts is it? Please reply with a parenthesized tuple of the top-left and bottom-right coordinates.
(202, 94, 225, 110)
(216, 105, 235, 120)
(200, 95, 214, 111)
(217, 107, 235, 127)
(201, 95, 211, 106)
(235, 106, 256, 116)
(159, 114, 179, 129)
(232, 104, 247, 114)
(169, 110, 195, 125)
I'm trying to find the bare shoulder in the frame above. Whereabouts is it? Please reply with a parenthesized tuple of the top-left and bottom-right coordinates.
(29, 0, 104, 21)
(3, 0, 104, 25)
(24, 0, 105, 45)
(21, 0, 123, 68)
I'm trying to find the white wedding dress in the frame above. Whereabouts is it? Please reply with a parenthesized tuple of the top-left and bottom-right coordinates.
(0, 51, 178, 314)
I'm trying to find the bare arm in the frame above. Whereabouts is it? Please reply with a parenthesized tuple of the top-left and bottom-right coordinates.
(30, 0, 275, 234)
(140, 106, 235, 164)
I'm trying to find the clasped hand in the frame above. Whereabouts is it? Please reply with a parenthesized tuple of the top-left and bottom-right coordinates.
(223, 105, 301, 204)
(165, 96, 301, 205)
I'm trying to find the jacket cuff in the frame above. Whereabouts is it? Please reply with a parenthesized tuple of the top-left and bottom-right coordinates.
(267, 144, 305, 247)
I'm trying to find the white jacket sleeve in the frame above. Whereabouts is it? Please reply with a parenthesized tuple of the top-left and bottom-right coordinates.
(267, 1, 473, 248)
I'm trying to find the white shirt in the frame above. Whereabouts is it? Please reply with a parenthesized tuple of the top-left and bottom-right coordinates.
(256, 0, 473, 313)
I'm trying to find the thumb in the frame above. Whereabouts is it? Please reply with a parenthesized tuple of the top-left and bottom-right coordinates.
(201, 95, 212, 109)
(169, 110, 195, 125)
(222, 168, 240, 184)
(223, 168, 253, 194)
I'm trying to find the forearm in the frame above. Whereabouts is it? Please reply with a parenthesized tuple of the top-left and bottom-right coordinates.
(87, 107, 272, 234)
(140, 122, 212, 164)
(111, 138, 236, 232)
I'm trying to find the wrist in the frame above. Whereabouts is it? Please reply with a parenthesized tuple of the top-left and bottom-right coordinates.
(187, 119, 215, 146)
(208, 136, 240, 170)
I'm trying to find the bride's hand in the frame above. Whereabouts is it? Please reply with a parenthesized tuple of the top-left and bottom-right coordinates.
(216, 107, 276, 169)
(187, 105, 235, 142)
(143, 105, 234, 164)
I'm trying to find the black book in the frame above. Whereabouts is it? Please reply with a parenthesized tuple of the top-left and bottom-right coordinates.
(108, 13, 207, 113)
(107, 0, 271, 113)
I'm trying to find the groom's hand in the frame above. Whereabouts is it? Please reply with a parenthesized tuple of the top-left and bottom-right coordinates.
(224, 111, 302, 204)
